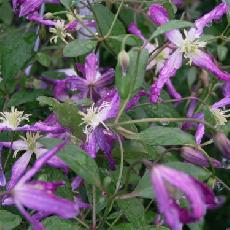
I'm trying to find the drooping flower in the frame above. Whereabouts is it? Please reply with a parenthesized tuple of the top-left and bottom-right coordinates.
(148, 3, 230, 103)
(151, 165, 222, 230)
(79, 90, 120, 169)
(1, 141, 89, 229)
(181, 147, 222, 168)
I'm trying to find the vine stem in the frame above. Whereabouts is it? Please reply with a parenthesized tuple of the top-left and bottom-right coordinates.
(114, 117, 216, 132)
(92, 185, 97, 230)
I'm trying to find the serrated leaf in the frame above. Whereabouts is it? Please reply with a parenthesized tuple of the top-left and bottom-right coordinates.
(63, 39, 97, 57)
(149, 20, 193, 41)
(136, 126, 195, 146)
(0, 210, 22, 230)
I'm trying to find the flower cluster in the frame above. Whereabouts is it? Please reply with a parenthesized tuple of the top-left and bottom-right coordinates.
(0, 1, 229, 229)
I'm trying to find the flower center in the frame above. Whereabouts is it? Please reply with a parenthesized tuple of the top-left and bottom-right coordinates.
(79, 102, 111, 139)
(49, 20, 73, 44)
(180, 30, 206, 64)
(0, 107, 30, 129)
(21, 132, 42, 152)
(210, 108, 230, 126)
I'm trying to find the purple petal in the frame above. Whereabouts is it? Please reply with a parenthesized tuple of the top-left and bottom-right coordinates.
(223, 81, 230, 97)
(19, 0, 43, 17)
(192, 50, 230, 81)
(71, 176, 83, 191)
(7, 151, 32, 191)
(65, 20, 78, 31)
(85, 53, 98, 83)
(27, 13, 56, 26)
(150, 50, 183, 103)
(95, 128, 116, 170)
(0, 146, 6, 187)
(84, 132, 97, 158)
(195, 3, 229, 36)
(18, 141, 66, 184)
(95, 68, 115, 89)
(126, 90, 147, 110)
(211, 97, 230, 109)
(14, 183, 79, 219)
(151, 166, 182, 230)
(195, 113, 205, 144)
(166, 80, 182, 100)
(181, 147, 223, 168)
(46, 155, 69, 174)
(128, 22, 146, 40)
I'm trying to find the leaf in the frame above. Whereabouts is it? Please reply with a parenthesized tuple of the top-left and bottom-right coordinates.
(108, 34, 142, 47)
(115, 48, 149, 99)
(92, 3, 126, 53)
(135, 171, 153, 199)
(36, 52, 51, 67)
(165, 161, 211, 180)
(117, 198, 145, 226)
(60, 0, 75, 8)
(37, 97, 83, 138)
(0, 210, 22, 230)
(42, 216, 80, 230)
(0, 1, 13, 25)
(149, 20, 193, 41)
(7, 90, 46, 107)
(63, 39, 97, 57)
(57, 143, 102, 188)
(0, 30, 35, 79)
(136, 126, 195, 146)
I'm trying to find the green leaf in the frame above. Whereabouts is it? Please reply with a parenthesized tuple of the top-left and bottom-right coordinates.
(165, 161, 211, 180)
(60, 0, 73, 8)
(136, 126, 195, 146)
(36, 52, 51, 67)
(92, 3, 126, 53)
(115, 48, 149, 99)
(108, 34, 142, 47)
(0, 1, 13, 25)
(0, 31, 35, 79)
(0, 210, 22, 230)
(7, 90, 46, 107)
(43, 216, 81, 230)
(57, 143, 102, 188)
(217, 45, 228, 61)
(135, 171, 153, 199)
(149, 20, 193, 41)
(63, 39, 97, 57)
(37, 97, 83, 138)
(117, 198, 145, 226)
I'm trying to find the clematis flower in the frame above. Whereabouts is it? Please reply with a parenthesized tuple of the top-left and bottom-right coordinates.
(0, 107, 65, 134)
(181, 147, 222, 168)
(79, 90, 120, 169)
(1, 141, 89, 229)
(0, 132, 68, 191)
(151, 165, 222, 230)
(148, 3, 230, 103)
(71, 53, 115, 101)
(185, 97, 230, 144)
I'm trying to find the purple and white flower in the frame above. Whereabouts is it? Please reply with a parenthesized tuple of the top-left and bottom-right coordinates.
(148, 3, 230, 103)
(151, 165, 222, 230)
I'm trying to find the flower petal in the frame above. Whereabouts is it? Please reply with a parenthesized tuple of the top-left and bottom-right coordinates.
(150, 50, 182, 103)
(192, 50, 230, 81)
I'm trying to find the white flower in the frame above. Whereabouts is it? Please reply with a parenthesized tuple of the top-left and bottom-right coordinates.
(0, 107, 30, 129)
(79, 102, 111, 139)
(210, 107, 230, 126)
(49, 20, 73, 44)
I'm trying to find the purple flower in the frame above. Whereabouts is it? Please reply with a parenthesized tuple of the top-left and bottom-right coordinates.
(80, 90, 120, 169)
(181, 147, 222, 168)
(2, 141, 89, 229)
(0, 145, 6, 187)
(72, 53, 115, 101)
(214, 132, 230, 160)
(148, 3, 230, 103)
(151, 165, 221, 230)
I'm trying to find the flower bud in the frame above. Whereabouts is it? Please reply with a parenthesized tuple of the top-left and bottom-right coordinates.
(118, 50, 130, 76)
(181, 147, 222, 168)
(214, 132, 230, 160)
